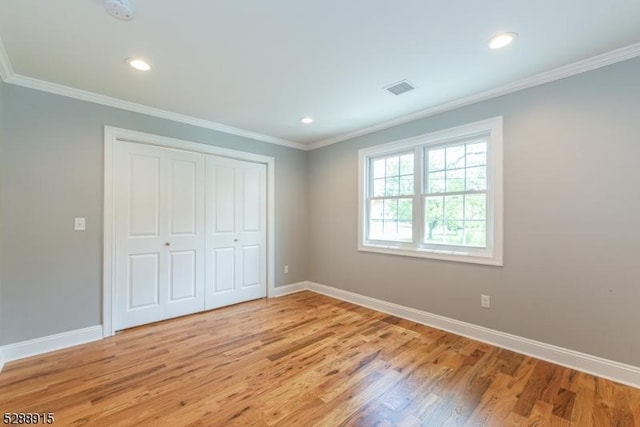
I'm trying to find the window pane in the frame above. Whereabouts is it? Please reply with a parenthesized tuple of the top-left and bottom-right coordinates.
(397, 212, 413, 241)
(466, 142, 487, 167)
(465, 194, 486, 220)
(373, 178, 385, 197)
(424, 196, 444, 243)
(369, 198, 412, 242)
(445, 195, 463, 221)
(370, 199, 383, 220)
(466, 166, 486, 191)
(397, 198, 413, 222)
(385, 177, 399, 196)
(446, 145, 465, 169)
(424, 194, 487, 248)
(386, 156, 399, 176)
(428, 148, 445, 171)
(445, 168, 465, 192)
(400, 154, 414, 175)
(464, 221, 486, 247)
(427, 171, 444, 193)
(373, 158, 386, 179)
(368, 200, 384, 240)
(399, 176, 413, 195)
(444, 220, 464, 245)
(372, 153, 415, 197)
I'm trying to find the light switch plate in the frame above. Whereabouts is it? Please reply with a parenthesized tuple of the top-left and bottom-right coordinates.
(481, 294, 491, 309)
(74, 217, 86, 231)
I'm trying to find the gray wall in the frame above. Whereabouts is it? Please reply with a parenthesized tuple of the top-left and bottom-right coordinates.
(308, 57, 640, 367)
(0, 84, 308, 345)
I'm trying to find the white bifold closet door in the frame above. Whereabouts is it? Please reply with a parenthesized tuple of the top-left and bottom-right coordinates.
(205, 156, 267, 310)
(113, 140, 267, 331)
(114, 141, 206, 330)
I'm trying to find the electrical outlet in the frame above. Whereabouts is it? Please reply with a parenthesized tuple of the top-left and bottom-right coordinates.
(481, 294, 491, 309)
(74, 217, 86, 231)
(284, 265, 289, 274)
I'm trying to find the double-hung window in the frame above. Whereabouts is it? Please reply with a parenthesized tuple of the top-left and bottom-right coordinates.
(358, 117, 503, 265)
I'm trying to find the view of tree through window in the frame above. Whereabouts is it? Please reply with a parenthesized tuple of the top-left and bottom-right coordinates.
(424, 140, 487, 247)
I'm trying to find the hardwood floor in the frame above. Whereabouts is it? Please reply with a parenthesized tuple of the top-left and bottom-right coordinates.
(1, 291, 638, 426)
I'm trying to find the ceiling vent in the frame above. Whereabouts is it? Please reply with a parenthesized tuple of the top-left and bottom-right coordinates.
(385, 80, 415, 96)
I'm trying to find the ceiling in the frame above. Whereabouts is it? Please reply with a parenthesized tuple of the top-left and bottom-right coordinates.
(1, 1, 639, 148)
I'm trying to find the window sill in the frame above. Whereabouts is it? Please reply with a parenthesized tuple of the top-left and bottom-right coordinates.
(359, 243, 503, 266)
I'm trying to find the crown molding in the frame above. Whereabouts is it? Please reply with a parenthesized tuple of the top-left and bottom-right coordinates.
(3, 32, 640, 152)
(7, 75, 307, 150)
(308, 41, 640, 151)
(0, 37, 305, 151)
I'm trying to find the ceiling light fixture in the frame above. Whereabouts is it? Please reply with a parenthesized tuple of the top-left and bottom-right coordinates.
(104, 0, 134, 21)
(300, 117, 314, 124)
(126, 58, 151, 71)
(489, 32, 518, 49)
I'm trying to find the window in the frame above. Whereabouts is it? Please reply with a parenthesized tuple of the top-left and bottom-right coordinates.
(368, 152, 414, 242)
(358, 117, 503, 265)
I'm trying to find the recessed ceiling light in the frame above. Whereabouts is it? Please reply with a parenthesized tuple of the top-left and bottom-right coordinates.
(300, 117, 314, 124)
(489, 32, 518, 49)
(126, 58, 151, 71)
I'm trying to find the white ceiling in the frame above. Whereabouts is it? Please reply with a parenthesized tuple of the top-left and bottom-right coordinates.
(1, 0, 639, 148)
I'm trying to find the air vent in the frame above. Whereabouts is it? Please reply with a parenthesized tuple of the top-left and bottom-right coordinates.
(385, 80, 415, 96)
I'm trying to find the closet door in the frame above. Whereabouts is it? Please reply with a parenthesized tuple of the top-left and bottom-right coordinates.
(114, 141, 205, 330)
(206, 156, 267, 309)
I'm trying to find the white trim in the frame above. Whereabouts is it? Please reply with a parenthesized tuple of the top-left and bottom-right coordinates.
(6, 75, 305, 150)
(305, 281, 640, 389)
(270, 281, 308, 297)
(0, 326, 103, 369)
(0, 350, 4, 372)
(103, 126, 276, 337)
(308, 41, 640, 150)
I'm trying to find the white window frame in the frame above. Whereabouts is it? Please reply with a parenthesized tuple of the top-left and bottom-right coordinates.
(358, 117, 503, 266)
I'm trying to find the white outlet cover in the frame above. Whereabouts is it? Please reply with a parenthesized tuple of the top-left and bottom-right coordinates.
(481, 294, 491, 308)
(74, 217, 86, 231)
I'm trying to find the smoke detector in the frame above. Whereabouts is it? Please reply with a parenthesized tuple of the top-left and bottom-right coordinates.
(104, 0, 134, 21)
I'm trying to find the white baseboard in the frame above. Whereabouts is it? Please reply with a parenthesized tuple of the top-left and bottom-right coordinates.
(0, 325, 103, 372)
(0, 349, 4, 372)
(270, 281, 308, 297)
(305, 281, 640, 389)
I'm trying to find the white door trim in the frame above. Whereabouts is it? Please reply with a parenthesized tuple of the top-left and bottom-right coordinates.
(103, 126, 276, 337)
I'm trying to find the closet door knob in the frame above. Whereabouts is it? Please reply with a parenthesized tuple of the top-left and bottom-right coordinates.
(165, 242, 171, 246)
(234, 238, 238, 242)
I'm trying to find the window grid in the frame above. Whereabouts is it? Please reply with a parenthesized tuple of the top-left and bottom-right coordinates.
(367, 152, 415, 243)
(423, 139, 488, 248)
